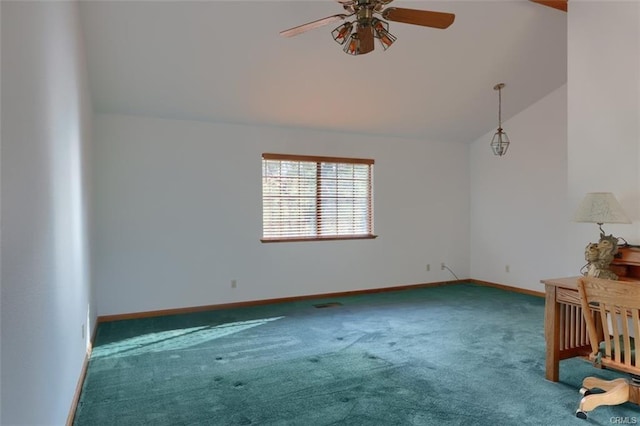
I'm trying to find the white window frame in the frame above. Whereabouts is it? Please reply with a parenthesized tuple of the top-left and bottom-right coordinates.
(261, 153, 376, 243)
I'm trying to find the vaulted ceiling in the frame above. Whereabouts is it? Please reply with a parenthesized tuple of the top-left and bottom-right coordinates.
(79, 1, 567, 144)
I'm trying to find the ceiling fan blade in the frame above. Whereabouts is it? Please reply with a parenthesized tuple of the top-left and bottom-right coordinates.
(280, 14, 349, 38)
(358, 25, 375, 55)
(381, 8, 455, 29)
(530, 0, 567, 12)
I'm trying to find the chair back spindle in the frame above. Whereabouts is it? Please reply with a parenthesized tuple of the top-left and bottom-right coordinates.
(577, 277, 640, 376)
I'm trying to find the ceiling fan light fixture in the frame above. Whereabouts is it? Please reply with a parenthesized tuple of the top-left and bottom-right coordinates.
(372, 19, 396, 50)
(343, 32, 361, 55)
(332, 22, 354, 45)
(490, 83, 510, 157)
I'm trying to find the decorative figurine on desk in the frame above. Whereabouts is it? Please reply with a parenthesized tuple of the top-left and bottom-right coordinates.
(583, 233, 619, 280)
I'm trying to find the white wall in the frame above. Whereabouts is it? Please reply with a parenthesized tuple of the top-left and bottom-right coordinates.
(469, 1, 640, 292)
(1, 2, 94, 424)
(567, 1, 640, 268)
(93, 114, 470, 316)
(470, 85, 570, 292)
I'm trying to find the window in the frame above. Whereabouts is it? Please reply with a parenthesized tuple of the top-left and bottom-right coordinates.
(262, 153, 376, 242)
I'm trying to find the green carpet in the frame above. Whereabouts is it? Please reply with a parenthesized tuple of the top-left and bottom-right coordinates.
(74, 283, 639, 425)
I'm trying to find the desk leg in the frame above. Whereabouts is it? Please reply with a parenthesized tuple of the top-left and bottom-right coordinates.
(544, 284, 560, 382)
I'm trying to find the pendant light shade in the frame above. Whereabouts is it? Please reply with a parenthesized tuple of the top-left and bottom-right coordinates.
(490, 83, 510, 156)
(491, 128, 510, 156)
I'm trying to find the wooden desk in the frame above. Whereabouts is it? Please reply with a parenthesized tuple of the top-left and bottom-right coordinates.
(541, 246, 640, 382)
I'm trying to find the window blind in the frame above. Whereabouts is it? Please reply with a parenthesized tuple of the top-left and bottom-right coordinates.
(262, 153, 375, 242)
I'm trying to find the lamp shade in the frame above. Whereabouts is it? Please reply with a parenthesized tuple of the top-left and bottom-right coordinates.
(573, 192, 631, 224)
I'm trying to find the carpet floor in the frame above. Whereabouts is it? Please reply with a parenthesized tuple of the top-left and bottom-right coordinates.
(74, 283, 640, 425)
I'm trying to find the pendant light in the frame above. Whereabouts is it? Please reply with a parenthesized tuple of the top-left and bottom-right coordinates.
(490, 83, 510, 156)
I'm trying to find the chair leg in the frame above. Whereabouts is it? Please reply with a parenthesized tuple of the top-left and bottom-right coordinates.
(582, 377, 628, 392)
(579, 380, 630, 413)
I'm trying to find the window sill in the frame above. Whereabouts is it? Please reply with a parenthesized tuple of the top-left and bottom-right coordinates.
(261, 234, 378, 243)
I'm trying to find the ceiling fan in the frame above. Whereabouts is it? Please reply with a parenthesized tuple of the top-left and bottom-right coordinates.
(279, 0, 455, 56)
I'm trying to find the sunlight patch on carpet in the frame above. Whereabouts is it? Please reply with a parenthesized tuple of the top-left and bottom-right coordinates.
(92, 316, 285, 359)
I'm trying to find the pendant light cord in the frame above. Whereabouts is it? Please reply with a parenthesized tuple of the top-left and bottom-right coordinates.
(498, 86, 502, 129)
(494, 82, 505, 130)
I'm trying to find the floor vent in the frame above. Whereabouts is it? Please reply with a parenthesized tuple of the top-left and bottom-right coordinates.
(313, 302, 343, 309)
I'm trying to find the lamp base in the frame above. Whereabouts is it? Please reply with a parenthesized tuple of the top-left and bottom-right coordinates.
(585, 264, 618, 280)
(582, 233, 620, 280)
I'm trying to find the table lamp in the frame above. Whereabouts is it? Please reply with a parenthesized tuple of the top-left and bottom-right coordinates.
(574, 192, 631, 279)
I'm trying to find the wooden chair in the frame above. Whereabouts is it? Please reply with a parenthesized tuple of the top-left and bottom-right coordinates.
(575, 276, 640, 419)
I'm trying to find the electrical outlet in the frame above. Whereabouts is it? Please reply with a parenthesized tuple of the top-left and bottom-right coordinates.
(231, 279, 237, 288)
(426, 264, 430, 272)
(441, 262, 446, 270)
(81, 324, 85, 340)
(505, 265, 510, 273)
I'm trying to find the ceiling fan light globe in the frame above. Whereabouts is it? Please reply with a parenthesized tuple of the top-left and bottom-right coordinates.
(374, 28, 396, 50)
(343, 33, 361, 55)
(372, 17, 389, 32)
(378, 34, 396, 50)
(332, 22, 354, 45)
